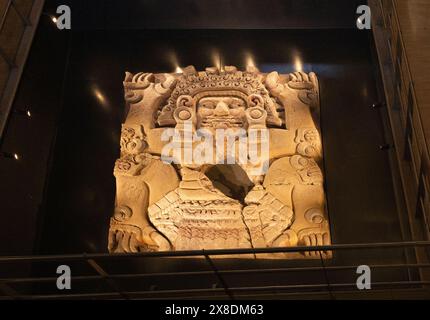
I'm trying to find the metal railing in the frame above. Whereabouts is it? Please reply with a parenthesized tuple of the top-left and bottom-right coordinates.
(1, 241, 430, 300)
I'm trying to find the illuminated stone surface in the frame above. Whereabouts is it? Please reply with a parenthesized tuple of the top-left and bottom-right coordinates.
(108, 66, 331, 258)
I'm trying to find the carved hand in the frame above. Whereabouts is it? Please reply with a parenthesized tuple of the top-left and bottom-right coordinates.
(266, 71, 319, 107)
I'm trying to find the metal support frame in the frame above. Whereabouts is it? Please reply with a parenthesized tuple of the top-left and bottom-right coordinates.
(10, 0, 32, 27)
(0, 241, 429, 300)
(0, 0, 13, 31)
(85, 256, 130, 300)
(0, 0, 15, 68)
(0, 0, 45, 140)
(204, 252, 234, 299)
(369, 1, 430, 280)
(318, 250, 334, 300)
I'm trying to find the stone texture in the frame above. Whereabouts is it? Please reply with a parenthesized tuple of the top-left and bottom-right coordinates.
(108, 66, 331, 259)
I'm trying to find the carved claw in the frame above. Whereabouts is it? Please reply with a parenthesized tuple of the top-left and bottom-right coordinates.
(108, 222, 171, 253)
(266, 71, 319, 110)
(266, 70, 313, 93)
(162, 73, 177, 89)
(265, 71, 284, 93)
(272, 229, 298, 247)
(124, 71, 133, 82)
(108, 228, 142, 253)
(290, 71, 309, 83)
(133, 72, 154, 85)
(155, 73, 177, 94)
(288, 71, 314, 90)
(298, 228, 330, 258)
(309, 72, 319, 90)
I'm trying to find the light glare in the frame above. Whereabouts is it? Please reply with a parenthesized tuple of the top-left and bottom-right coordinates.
(293, 53, 303, 72)
(211, 49, 222, 71)
(244, 52, 256, 69)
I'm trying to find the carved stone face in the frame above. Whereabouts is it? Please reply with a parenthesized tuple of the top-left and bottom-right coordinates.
(197, 96, 246, 130)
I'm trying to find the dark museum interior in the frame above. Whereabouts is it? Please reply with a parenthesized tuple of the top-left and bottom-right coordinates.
(0, 0, 429, 300)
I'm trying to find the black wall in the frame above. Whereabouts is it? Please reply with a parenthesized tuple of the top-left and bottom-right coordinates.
(1, 1, 404, 263)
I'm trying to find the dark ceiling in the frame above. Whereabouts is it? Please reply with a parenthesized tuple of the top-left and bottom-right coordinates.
(45, 0, 365, 30)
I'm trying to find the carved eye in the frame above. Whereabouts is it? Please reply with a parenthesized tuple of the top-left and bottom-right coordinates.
(230, 100, 244, 109)
(201, 101, 215, 109)
(199, 108, 213, 117)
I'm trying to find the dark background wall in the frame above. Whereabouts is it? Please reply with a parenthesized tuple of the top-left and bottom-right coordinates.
(54, 0, 365, 30)
(1, 0, 405, 265)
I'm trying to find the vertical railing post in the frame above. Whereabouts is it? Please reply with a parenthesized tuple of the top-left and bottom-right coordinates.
(84, 254, 129, 300)
(318, 250, 335, 300)
(203, 251, 234, 300)
(403, 83, 414, 161)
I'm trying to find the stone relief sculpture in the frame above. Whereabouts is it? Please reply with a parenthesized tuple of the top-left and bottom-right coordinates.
(108, 65, 331, 258)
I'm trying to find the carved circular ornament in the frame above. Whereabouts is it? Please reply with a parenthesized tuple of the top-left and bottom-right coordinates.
(114, 206, 133, 222)
(290, 155, 310, 170)
(305, 208, 325, 224)
(248, 107, 264, 120)
(178, 110, 191, 121)
(297, 143, 318, 158)
(174, 106, 193, 122)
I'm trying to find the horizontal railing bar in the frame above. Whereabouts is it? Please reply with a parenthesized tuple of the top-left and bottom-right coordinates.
(225, 281, 430, 292)
(1, 241, 430, 263)
(177, 287, 430, 300)
(4, 287, 430, 301)
(2, 275, 103, 283)
(107, 262, 430, 276)
(7, 281, 430, 300)
(13, 292, 123, 300)
(3, 263, 430, 284)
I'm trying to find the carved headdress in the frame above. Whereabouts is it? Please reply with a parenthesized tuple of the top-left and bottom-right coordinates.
(157, 66, 283, 127)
